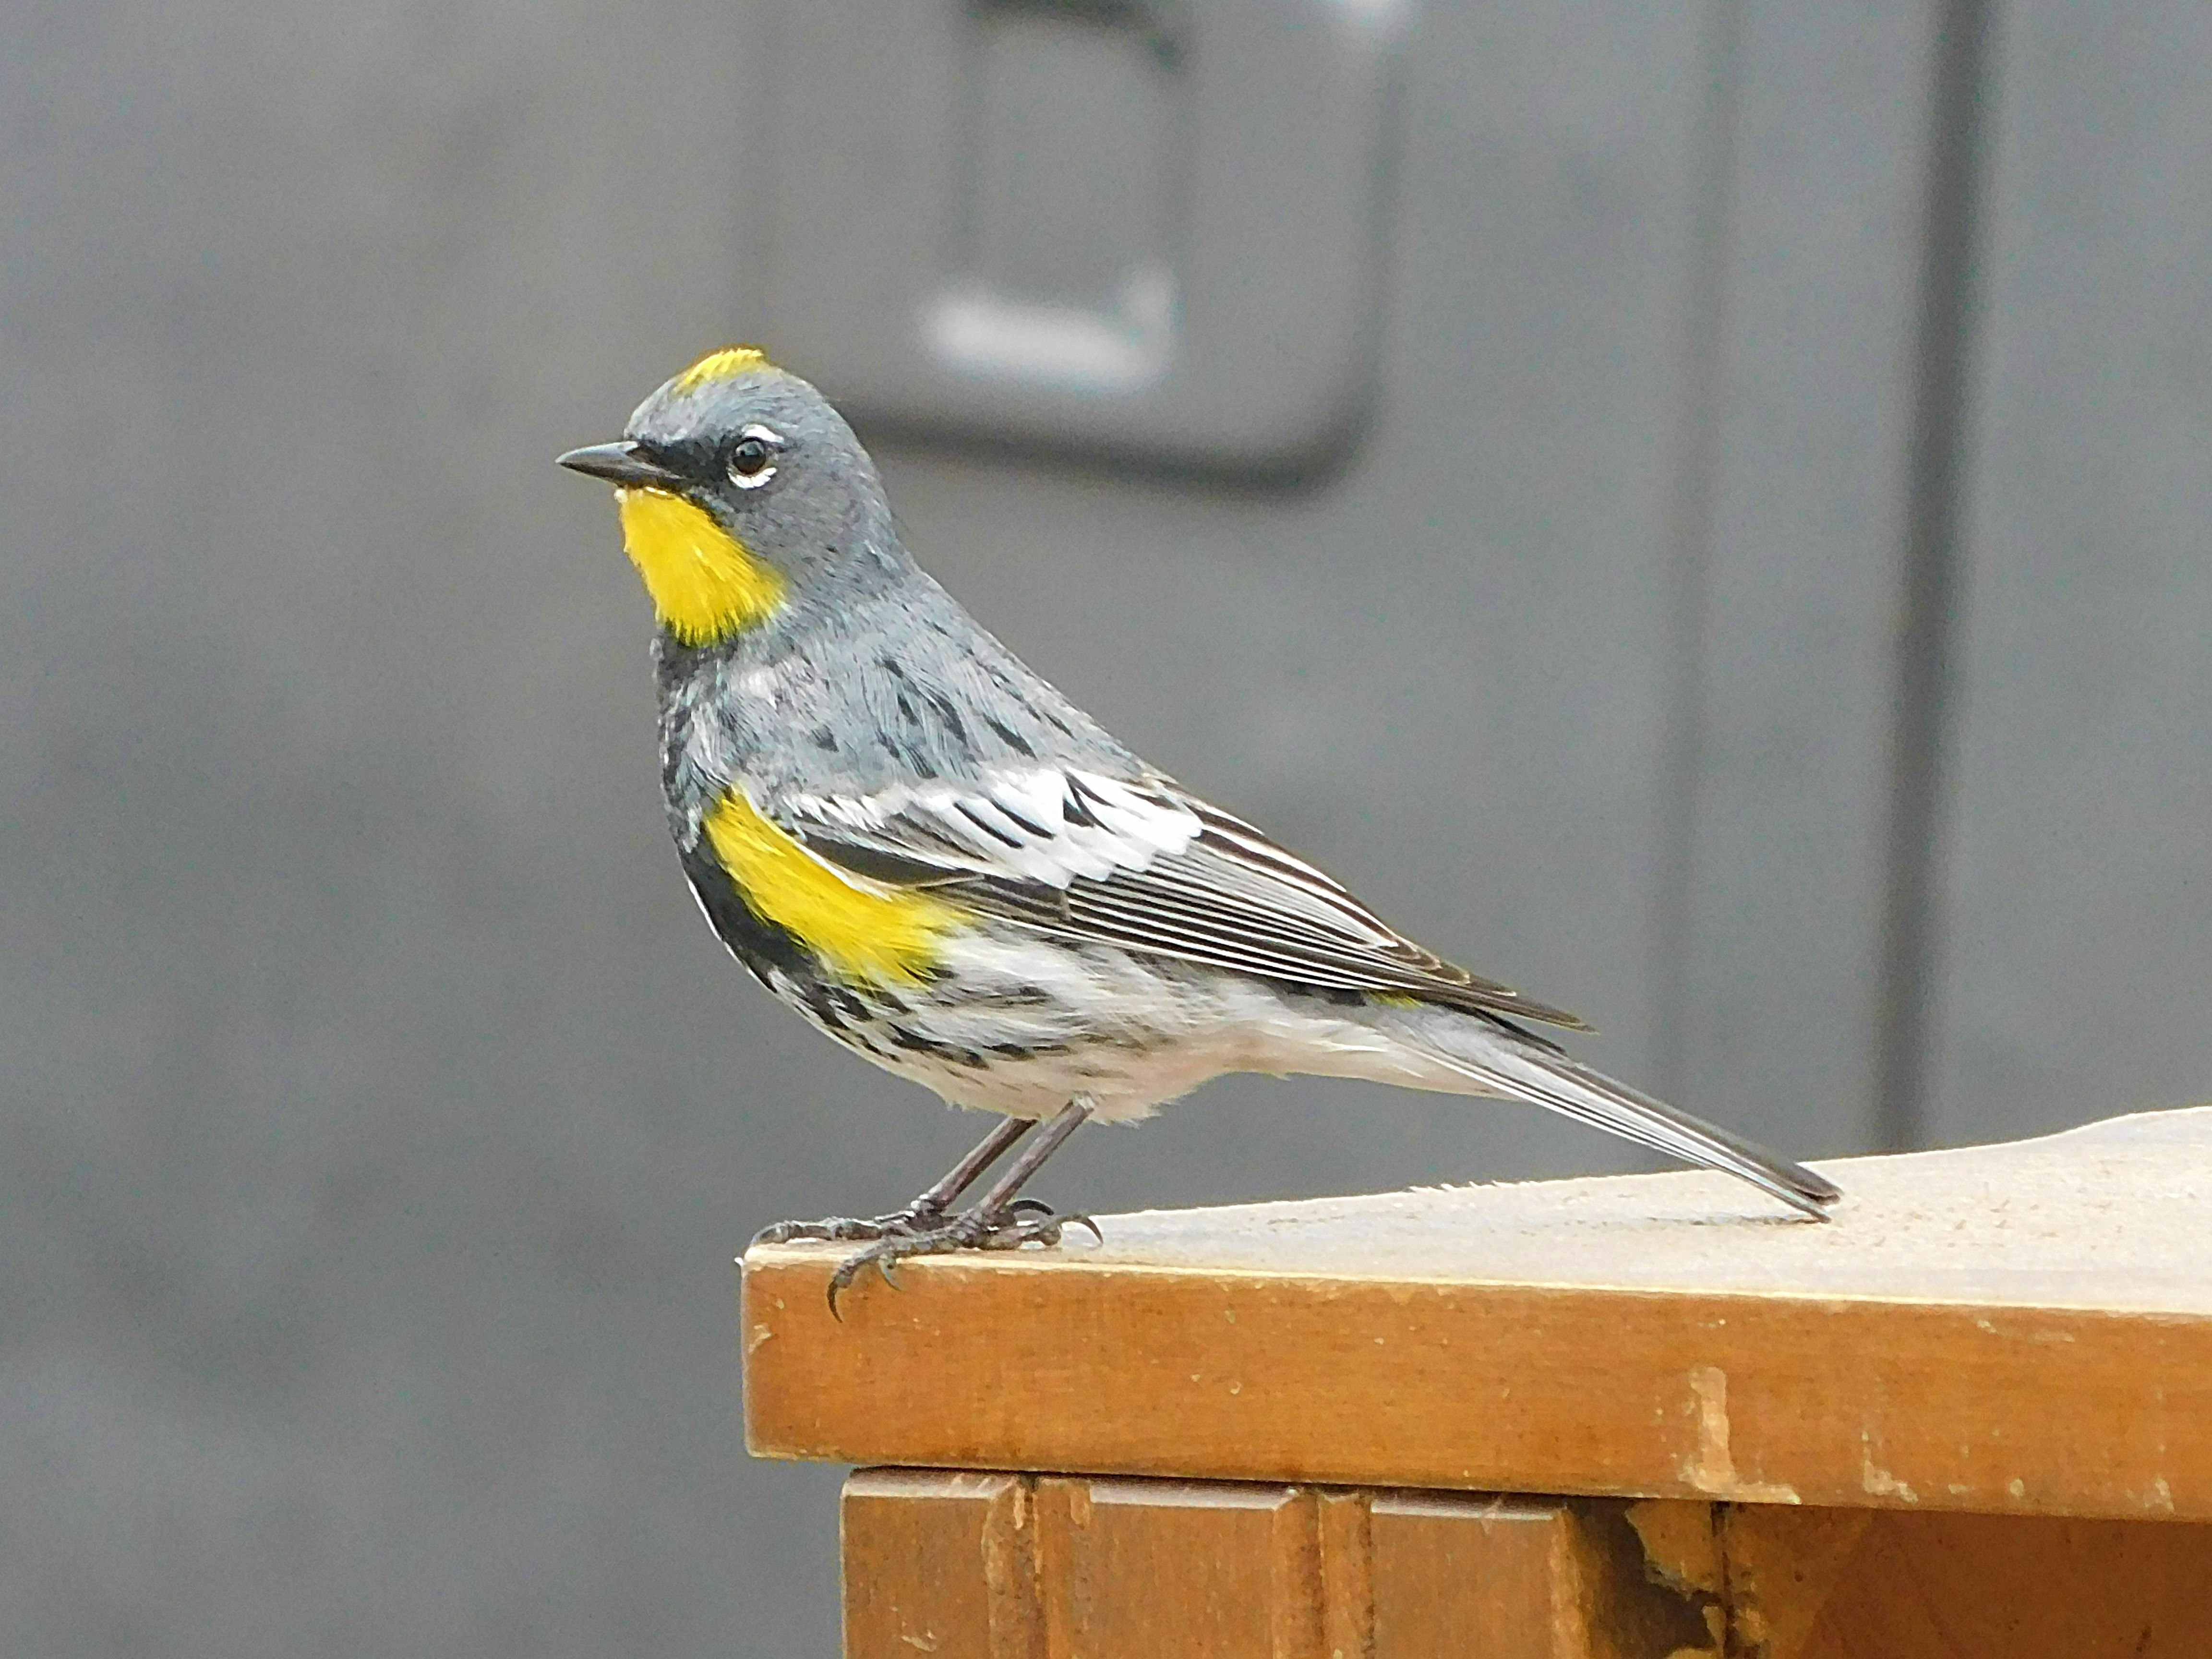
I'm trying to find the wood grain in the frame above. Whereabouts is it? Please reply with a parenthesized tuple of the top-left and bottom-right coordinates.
(842, 1468, 1040, 1659)
(842, 1476, 1713, 1659)
(747, 1109, 2212, 1522)
(1368, 1494, 1563, 1657)
(843, 1478, 2212, 1658)
(1729, 1506, 2212, 1659)
(1032, 1478, 1313, 1658)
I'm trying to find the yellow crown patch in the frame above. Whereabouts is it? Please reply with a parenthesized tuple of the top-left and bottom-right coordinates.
(673, 345, 773, 393)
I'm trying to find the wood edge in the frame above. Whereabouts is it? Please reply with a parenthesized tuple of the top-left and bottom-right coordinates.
(737, 1236, 2212, 1322)
(739, 1251, 2212, 1523)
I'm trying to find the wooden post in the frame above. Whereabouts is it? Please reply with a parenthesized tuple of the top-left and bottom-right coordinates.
(744, 1106, 2212, 1655)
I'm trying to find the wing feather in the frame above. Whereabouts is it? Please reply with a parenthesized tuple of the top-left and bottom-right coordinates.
(776, 769, 1592, 1032)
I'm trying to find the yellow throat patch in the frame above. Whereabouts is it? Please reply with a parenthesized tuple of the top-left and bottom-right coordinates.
(704, 792, 955, 983)
(616, 488, 786, 645)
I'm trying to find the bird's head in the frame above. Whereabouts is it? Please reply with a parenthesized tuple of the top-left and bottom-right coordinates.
(558, 347, 896, 646)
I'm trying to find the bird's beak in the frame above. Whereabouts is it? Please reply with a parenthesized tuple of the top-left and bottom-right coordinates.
(556, 440, 680, 488)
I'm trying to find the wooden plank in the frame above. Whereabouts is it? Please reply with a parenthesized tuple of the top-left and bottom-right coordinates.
(1314, 1490, 1372, 1659)
(1348, 1492, 1716, 1658)
(1724, 1507, 2212, 1659)
(1369, 1493, 1718, 1659)
(1031, 1477, 1315, 1659)
(1370, 1494, 1564, 1657)
(748, 1110, 2212, 1519)
(844, 1478, 2212, 1659)
(1706, 1503, 1869, 1658)
(842, 1468, 1040, 1659)
(841, 1477, 1719, 1659)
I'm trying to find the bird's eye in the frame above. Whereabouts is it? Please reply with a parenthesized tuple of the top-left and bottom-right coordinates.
(727, 426, 781, 490)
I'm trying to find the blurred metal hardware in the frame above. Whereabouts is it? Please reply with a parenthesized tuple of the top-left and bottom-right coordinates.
(761, 0, 1409, 471)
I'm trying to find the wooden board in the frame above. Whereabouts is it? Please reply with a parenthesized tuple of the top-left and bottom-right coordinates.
(843, 1470, 1041, 1659)
(1764, 1509, 2212, 1659)
(843, 1476, 2212, 1659)
(746, 1108, 2212, 1521)
(1686, 1503, 2212, 1659)
(841, 1474, 1707, 1659)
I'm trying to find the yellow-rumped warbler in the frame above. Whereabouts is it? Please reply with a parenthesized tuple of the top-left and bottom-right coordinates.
(561, 348, 1839, 1307)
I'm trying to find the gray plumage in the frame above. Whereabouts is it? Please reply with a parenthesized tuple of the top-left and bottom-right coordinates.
(562, 354, 1841, 1240)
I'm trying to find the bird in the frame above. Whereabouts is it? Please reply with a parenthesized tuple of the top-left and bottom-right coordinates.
(559, 346, 1840, 1309)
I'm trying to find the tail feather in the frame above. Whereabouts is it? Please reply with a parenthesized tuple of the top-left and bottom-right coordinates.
(1362, 1006, 1840, 1219)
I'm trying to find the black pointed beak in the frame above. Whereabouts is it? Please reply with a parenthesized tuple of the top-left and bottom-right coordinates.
(556, 440, 679, 488)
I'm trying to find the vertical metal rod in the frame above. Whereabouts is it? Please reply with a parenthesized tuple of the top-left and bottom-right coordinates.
(1875, 0, 1998, 1151)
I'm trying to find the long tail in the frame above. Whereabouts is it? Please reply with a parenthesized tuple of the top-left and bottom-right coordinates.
(1355, 1003, 1842, 1219)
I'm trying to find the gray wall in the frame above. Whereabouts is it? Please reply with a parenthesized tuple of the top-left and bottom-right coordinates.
(3, 1, 2206, 1653)
(1929, 2, 2212, 1142)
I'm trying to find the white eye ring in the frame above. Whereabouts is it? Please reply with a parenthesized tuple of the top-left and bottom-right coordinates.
(727, 423, 783, 490)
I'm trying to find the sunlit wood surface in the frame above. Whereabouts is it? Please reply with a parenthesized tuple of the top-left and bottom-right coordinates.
(745, 1107, 2212, 1523)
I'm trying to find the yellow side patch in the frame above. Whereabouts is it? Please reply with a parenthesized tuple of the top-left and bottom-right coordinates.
(704, 792, 956, 983)
(673, 345, 771, 392)
(616, 487, 786, 644)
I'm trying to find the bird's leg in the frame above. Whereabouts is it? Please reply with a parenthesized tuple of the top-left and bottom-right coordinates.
(828, 1098, 1099, 1316)
(750, 1115, 1035, 1248)
(905, 1114, 1039, 1225)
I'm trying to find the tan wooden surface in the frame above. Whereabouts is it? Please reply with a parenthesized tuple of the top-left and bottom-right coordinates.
(1641, 1500, 2212, 1658)
(746, 1108, 2212, 1521)
(842, 1473, 1709, 1659)
(842, 1470, 1040, 1659)
(843, 1474, 2212, 1659)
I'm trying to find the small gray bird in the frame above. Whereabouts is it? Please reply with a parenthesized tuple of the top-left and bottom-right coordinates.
(560, 347, 1839, 1307)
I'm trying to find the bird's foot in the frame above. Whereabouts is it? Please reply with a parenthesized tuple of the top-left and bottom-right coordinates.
(826, 1200, 1100, 1318)
(749, 1202, 946, 1249)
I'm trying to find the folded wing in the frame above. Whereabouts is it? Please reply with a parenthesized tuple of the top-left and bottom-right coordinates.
(776, 767, 1591, 1035)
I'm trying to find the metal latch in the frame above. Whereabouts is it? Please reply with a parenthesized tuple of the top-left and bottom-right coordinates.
(760, 0, 1409, 473)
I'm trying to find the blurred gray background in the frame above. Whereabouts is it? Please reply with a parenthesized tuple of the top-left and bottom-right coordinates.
(5, 0, 2209, 1652)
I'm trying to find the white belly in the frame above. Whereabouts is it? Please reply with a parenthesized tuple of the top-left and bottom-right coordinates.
(850, 930, 1437, 1122)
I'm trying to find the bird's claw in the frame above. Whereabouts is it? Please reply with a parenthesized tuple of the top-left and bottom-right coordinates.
(825, 1202, 1101, 1318)
(1002, 1198, 1100, 1242)
(749, 1203, 945, 1250)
